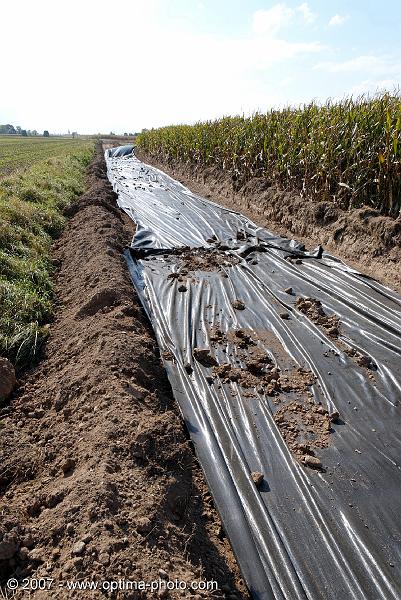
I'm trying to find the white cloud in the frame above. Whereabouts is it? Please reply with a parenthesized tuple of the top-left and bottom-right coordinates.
(297, 3, 316, 24)
(316, 54, 401, 102)
(347, 79, 400, 97)
(278, 77, 294, 87)
(252, 4, 294, 36)
(252, 3, 316, 36)
(328, 14, 348, 27)
(314, 54, 401, 75)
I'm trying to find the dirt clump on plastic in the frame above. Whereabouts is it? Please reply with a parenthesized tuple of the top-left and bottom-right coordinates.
(136, 151, 401, 294)
(166, 247, 240, 275)
(343, 347, 376, 371)
(295, 297, 340, 337)
(207, 326, 334, 469)
(0, 144, 248, 599)
(294, 297, 377, 378)
(210, 328, 281, 395)
(193, 348, 218, 368)
(231, 299, 245, 310)
(273, 402, 334, 470)
(209, 328, 316, 401)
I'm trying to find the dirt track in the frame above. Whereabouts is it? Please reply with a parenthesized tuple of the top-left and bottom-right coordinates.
(0, 145, 247, 599)
(135, 152, 401, 294)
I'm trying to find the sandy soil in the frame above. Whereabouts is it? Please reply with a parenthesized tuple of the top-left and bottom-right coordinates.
(0, 145, 248, 599)
(136, 152, 401, 294)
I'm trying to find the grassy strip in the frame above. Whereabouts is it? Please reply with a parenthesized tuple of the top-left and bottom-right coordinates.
(0, 141, 95, 370)
(137, 92, 401, 217)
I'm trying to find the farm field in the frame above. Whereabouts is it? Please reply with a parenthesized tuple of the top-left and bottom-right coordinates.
(0, 136, 91, 177)
(0, 127, 401, 598)
(2, 0, 401, 597)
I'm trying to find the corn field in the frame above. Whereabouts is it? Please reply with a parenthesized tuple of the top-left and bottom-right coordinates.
(137, 92, 401, 217)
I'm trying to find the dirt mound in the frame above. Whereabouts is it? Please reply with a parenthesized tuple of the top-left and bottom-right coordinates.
(75, 287, 123, 318)
(137, 152, 401, 294)
(0, 145, 247, 599)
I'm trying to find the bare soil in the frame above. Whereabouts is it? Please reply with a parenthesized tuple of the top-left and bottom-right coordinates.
(136, 152, 401, 294)
(0, 358, 16, 399)
(0, 145, 248, 599)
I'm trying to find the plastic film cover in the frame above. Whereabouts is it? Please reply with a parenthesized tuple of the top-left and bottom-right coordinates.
(106, 150, 401, 600)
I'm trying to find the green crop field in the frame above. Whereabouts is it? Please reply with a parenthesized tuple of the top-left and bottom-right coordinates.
(0, 135, 91, 177)
(138, 92, 401, 217)
(0, 136, 95, 371)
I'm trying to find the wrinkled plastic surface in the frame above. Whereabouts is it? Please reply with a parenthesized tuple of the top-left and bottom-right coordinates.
(106, 150, 401, 600)
(107, 144, 134, 158)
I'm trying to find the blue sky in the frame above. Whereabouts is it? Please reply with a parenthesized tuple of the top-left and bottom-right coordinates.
(1, 0, 400, 133)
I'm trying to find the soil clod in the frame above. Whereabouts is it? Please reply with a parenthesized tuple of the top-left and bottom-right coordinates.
(193, 348, 218, 367)
(301, 455, 323, 469)
(251, 472, 264, 487)
(274, 401, 331, 468)
(232, 299, 246, 310)
(61, 458, 76, 475)
(329, 411, 340, 423)
(72, 541, 86, 556)
(295, 297, 340, 337)
(168, 246, 240, 273)
(0, 358, 16, 400)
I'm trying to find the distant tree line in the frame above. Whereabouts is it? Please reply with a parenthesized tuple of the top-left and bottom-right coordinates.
(0, 124, 49, 136)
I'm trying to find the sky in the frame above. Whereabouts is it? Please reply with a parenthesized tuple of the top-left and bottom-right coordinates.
(1, 0, 400, 134)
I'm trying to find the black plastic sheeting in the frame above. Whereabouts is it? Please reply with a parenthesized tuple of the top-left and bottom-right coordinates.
(107, 144, 134, 158)
(105, 149, 401, 600)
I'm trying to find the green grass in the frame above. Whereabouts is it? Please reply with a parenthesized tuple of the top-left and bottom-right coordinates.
(0, 138, 95, 369)
(0, 135, 93, 177)
(137, 92, 401, 217)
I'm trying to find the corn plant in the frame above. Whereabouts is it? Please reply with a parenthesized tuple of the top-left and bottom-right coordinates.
(137, 92, 401, 217)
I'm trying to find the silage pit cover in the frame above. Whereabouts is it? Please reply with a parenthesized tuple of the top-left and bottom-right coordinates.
(106, 149, 401, 600)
